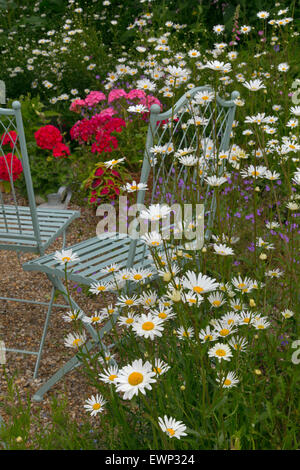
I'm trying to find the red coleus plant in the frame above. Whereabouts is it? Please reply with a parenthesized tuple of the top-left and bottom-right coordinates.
(82, 162, 124, 205)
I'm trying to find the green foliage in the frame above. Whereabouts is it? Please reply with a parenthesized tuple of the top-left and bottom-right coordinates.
(0, 372, 99, 450)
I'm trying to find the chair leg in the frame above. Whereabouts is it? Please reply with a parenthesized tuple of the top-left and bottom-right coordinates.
(47, 274, 99, 342)
(31, 274, 102, 401)
(33, 285, 56, 379)
(32, 353, 82, 402)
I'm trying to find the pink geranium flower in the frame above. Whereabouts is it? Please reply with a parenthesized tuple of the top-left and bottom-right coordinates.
(108, 89, 128, 103)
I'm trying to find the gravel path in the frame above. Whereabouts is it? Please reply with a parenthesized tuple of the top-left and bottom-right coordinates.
(0, 200, 116, 434)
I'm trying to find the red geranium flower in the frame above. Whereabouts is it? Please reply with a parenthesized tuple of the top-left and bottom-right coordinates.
(1, 131, 18, 149)
(0, 153, 23, 182)
(52, 142, 70, 158)
(34, 125, 62, 150)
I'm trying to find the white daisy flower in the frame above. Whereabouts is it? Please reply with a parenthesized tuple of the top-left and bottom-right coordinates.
(54, 249, 79, 265)
(116, 294, 140, 307)
(122, 180, 148, 192)
(99, 365, 119, 384)
(228, 335, 248, 352)
(64, 332, 87, 349)
(213, 243, 234, 256)
(216, 371, 239, 388)
(84, 394, 106, 416)
(176, 325, 194, 339)
(103, 158, 125, 169)
(158, 415, 187, 439)
(140, 204, 172, 221)
(182, 271, 219, 295)
(89, 281, 111, 294)
(141, 231, 163, 247)
(213, 320, 237, 338)
(62, 309, 84, 322)
(198, 326, 217, 343)
(208, 343, 233, 362)
(243, 79, 266, 91)
(115, 359, 157, 400)
(253, 317, 271, 330)
(281, 309, 294, 319)
(132, 313, 164, 340)
(82, 311, 108, 325)
(152, 358, 170, 376)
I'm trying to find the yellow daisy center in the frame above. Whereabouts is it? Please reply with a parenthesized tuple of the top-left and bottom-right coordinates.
(228, 319, 234, 324)
(142, 321, 155, 331)
(193, 286, 204, 293)
(109, 374, 117, 381)
(92, 316, 100, 322)
(72, 338, 82, 347)
(133, 274, 142, 280)
(224, 379, 231, 386)
(215, 348, 226, 357)
(125, 318, 134, 324)
(125, 299, 134, 305)
(237, 283, 246, 289)
(97, 286, 106, 291)
(243, 318, 250, 323)
(128, 372, 143, 386)
(257, 324, 265, 329)
(219, 328, 230, 336)
(167, 428, 175, 436)
(204, 334, 213, 341)
(62, 256, 71, 262)
(213, 300, 221, 306)
(92, 403, 101, 410)
(158, 312, 167, 319)
(153, 367, 162, 374)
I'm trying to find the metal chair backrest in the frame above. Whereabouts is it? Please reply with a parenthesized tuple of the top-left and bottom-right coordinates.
(126, 86, 239, 264)
(0, 101, 43, 254)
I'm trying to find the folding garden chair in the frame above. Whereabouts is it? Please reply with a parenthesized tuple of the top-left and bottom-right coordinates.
(23, 86, 239, 402)
(0, 101, 80, 377)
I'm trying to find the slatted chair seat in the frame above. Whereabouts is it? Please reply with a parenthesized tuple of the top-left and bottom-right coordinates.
(0, 100, 80, 386)
(23, 233, 153, 285)
(20, 86, 239, 402)
(0, 205, 79, 252)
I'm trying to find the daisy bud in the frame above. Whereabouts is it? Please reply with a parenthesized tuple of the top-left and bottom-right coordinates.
(259, 253, 267, 260)
(177, 250, 183, 257)
(254, 369, 262, 375)
(180, 385, 186, 391)
(255, 186, 260, 192)
(202, 247, 207, 253)
(249, 299, 256, 307)
(163, 272, 172, 282)
(170, 290, 182, 302)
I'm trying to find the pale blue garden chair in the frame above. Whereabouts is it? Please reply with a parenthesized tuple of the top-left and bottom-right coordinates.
(23, 86, 239, 401)
(0, 101, 81, 377)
